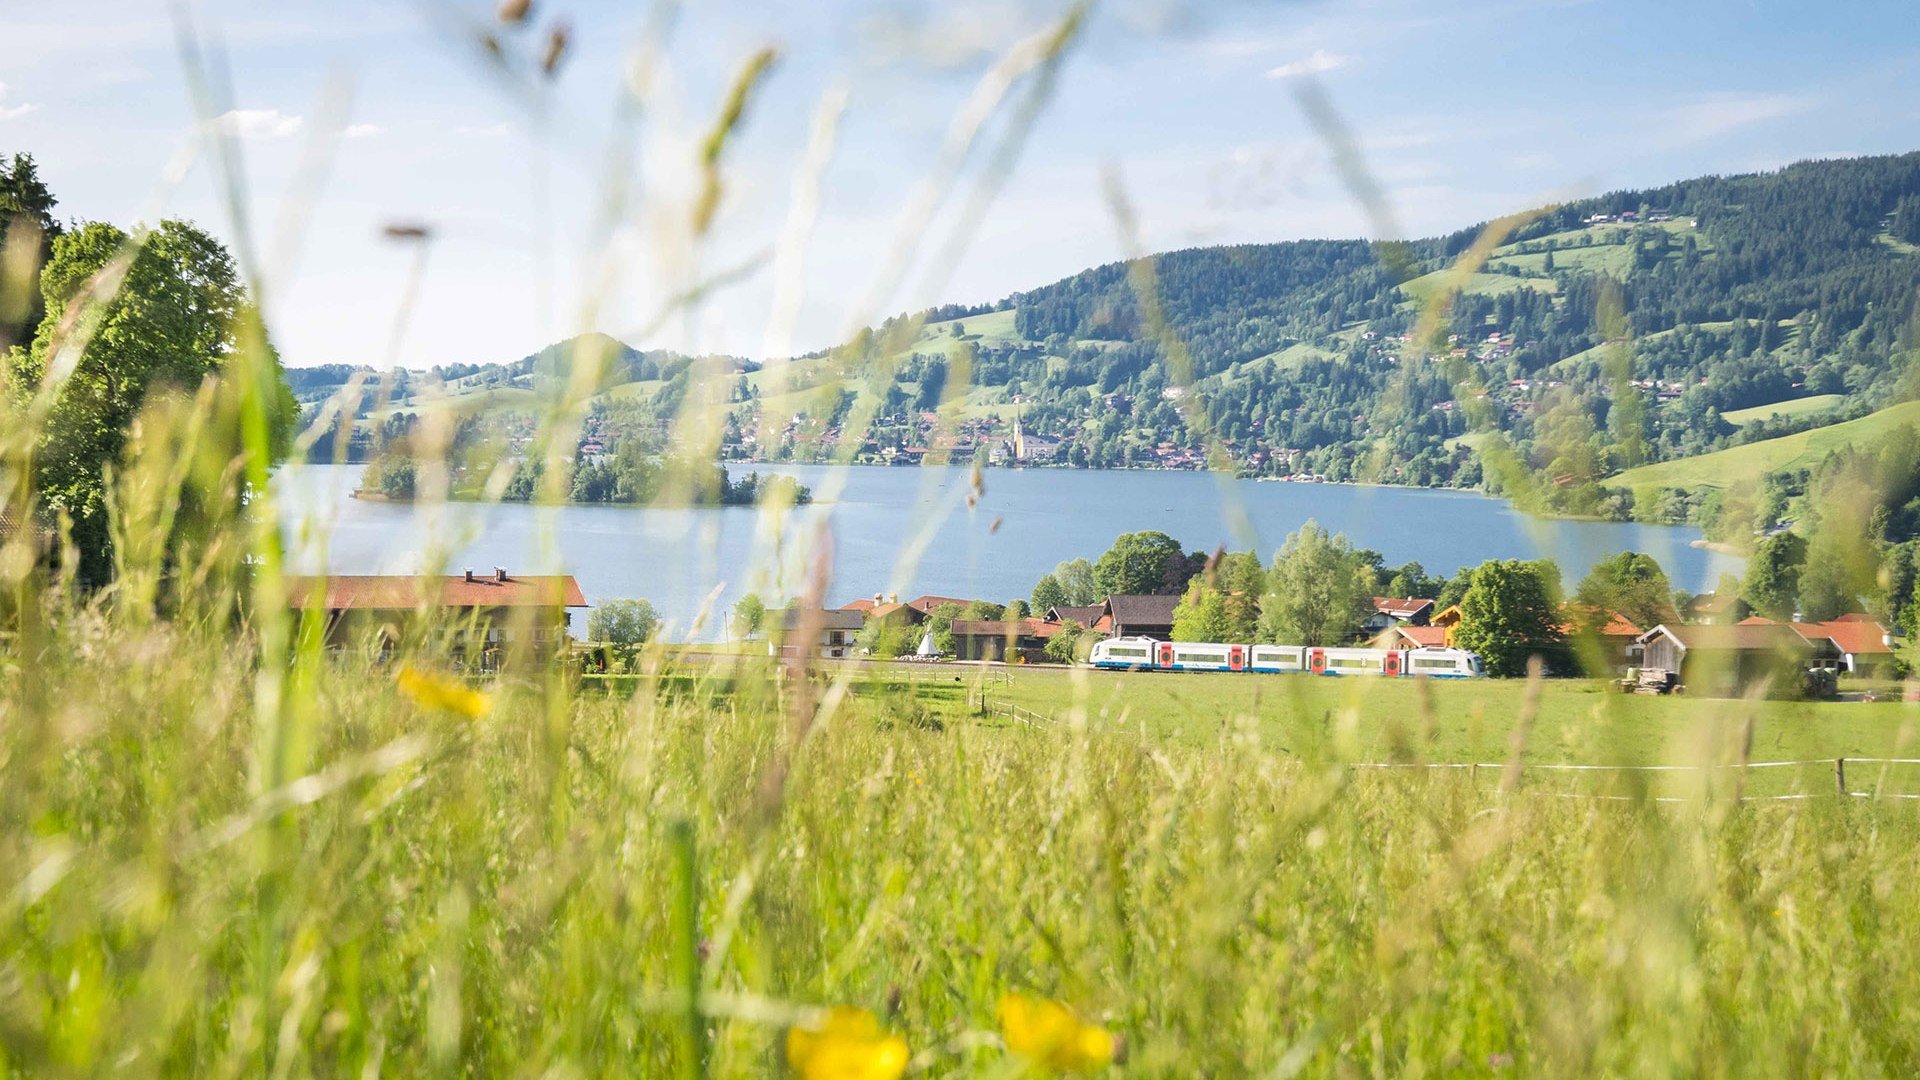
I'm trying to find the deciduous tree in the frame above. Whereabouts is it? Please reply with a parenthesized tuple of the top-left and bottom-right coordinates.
(1258, 520, 1375, 646)
(1094, 531, 1185, 596)
(1453, 559, 1564, 677)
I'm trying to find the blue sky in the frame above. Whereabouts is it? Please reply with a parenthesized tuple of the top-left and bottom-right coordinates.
(1, 0, 1916, 369)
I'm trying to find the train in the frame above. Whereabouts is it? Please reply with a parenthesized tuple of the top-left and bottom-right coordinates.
(1086, 636, 1484, 678)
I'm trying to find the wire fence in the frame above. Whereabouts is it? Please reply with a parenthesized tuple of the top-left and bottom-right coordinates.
(1337, 757, 1920, 802)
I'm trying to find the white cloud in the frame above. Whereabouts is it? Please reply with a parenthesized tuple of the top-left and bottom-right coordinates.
(454, 122, 511, 137)
(343, 123, 386, 139)
(0, 82, 39, 121)
(1266, 49, 1349, 79)
(210, 108, 304, 140)
(1660, 92, 1813, 143)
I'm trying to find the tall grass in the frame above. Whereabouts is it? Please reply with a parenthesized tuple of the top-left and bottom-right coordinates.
(3, 619, 1919, 1074)
(3, 3, 1916, 1075)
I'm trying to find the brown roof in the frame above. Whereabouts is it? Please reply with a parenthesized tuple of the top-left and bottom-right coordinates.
(951, 618, 1061, 640)
(904, 594, 974, 615)
(1048, 605, 1107, 627)
(1385, 625, 1448, 648)
(840, 598, 878, 614)
(1641, 622, 1812, 653)
(1372, 596, 1435, 619)
(1106, 594, 1181, 627)
(866, 601, 924, 623)
(287, 574, 587, 610)
(781, 607, 867, 632)
(1793, 620, 1893, 657)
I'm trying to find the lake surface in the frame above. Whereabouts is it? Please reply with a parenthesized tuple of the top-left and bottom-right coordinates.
(276, 463, 1739, 638)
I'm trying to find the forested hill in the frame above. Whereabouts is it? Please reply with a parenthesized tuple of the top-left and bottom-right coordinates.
(889, 151, 1920, 509)
(299, 152, 1920, 521)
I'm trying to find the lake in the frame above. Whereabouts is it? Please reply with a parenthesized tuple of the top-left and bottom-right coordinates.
(276, 463, 1739, 637)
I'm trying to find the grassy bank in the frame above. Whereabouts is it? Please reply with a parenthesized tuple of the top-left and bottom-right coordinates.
(7, 621, 1920, 1074)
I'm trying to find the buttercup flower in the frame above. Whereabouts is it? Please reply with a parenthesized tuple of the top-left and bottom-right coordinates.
(997, 993, 1116, 1072)
(396, 664, 491, 719)
(786, 1005, 910, 1080)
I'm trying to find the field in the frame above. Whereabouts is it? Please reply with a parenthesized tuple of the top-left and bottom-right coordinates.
(11, 621, 1920, 1075)
(1398, 269, 1557, 302)
(1608, 398, 1920, 490)
(1722, 393, 1846, 426)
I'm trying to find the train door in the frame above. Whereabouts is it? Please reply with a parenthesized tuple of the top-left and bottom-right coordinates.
(1228, 645, 1245, 672)
(1383, 650, 1402, 676)
(1308, 648, 1326, 675)
(1157, 642, 1175, 670)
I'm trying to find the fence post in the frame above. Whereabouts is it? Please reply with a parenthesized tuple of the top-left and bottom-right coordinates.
(1836, 757, 1848, 796)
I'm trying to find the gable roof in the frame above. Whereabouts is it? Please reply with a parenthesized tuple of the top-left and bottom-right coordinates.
(1384, 625, 1448, 648)
(951, 617, 1062, 639)
(904, 594, 975, 615)
(1793, 619, 1893, 656)
(1047, 605, 1107, 627)
(286, 574, 588, 610)
(1430, 604, 1463, 627)
(1743, 615, 1895, 656)
(781, 607, 867, 632)
(865, 601, 923, 623)
(1638, 622, 1812, 653)
(1105, 593, 1181, 627)
(1372, 596, 1435, 619)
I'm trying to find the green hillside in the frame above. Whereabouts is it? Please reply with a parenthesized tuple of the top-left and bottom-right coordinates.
(1722, 394, 1846, 426)
(298, 151, 1920, 497)
(1607, 399, 1920, 491)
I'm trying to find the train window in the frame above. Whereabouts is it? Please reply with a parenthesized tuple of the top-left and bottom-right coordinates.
(1411, 657, 1457, 671)
(1106, 646, 1148, 659)
(1328, 656, 1381, 670)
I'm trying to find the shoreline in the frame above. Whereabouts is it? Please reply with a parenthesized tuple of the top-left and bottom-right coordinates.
(326, 462, 1729, 546)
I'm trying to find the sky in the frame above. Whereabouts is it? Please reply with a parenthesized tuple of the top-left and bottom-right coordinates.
(1, 0, 1916, 370)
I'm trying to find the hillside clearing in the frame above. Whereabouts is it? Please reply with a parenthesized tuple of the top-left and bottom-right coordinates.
(1607, 399, 1920, 490)
(1722, 394, 1847, 425)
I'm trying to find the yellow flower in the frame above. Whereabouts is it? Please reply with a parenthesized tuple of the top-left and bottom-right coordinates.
(786, 1005, 909, 1080)
(396, 664, 491, 719)
(997, 993, 1115, 1072)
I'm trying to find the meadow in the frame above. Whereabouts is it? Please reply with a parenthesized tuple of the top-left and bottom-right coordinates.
(1609, 398, 1920, 491)
(10, 610, 1920, 1075)
(5, 6, 1918, 1074)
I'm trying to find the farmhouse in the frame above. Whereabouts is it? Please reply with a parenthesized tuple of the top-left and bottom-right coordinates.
(285, 570, 587, 669)
(1364, 596, 1435, 633)
(1738, 614, 1896, 675)
(1374, 624, 1448, 650)
(777, 607, 866, 660)
(1103, 594, 1181, 640)
(1046, 604, 1111, 631)
(1634, 622, 1814, 695)
(950, 618, 1061, 662)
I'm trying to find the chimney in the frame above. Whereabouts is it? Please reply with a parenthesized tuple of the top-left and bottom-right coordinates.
(464, 568, 474, 582)
(494, 566, 508, 582)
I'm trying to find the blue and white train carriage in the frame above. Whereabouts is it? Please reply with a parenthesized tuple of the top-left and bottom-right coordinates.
(1087, 637, 1483, 678)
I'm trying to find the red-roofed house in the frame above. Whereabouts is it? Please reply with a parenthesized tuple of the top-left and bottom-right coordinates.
(904, 594, 977, 616)
(1741, 616, 1897, 675)
(286, 569, 588, 668)
(1374, 624, 1449, 650)
(1363, 597, 1436, 633)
